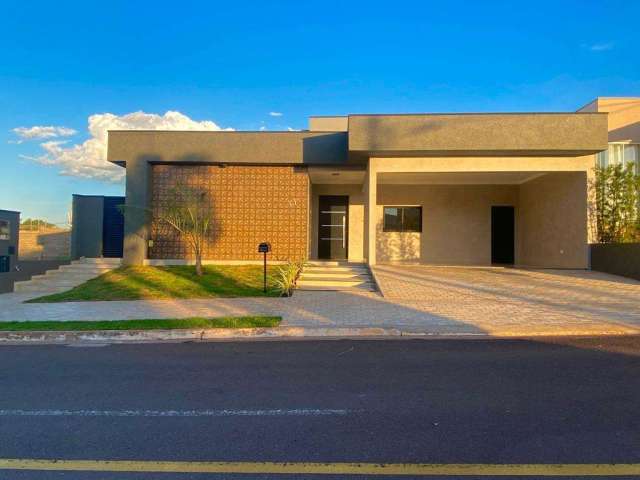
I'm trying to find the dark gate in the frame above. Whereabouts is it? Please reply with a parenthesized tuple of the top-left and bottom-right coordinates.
(102, 196, 125, 258)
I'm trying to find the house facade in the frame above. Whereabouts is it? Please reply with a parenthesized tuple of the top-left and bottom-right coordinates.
(0, 209, 20, 273)
(107, 109, 609, 269)
(578, 97, 640, 171)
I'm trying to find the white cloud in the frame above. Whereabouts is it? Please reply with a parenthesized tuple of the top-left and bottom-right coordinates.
(11, 125, 77, 143)
(18, 111, 232, 183)
(587, 42, 614, 52)
(259, 126, 267, 131)
(269, 111, 283, 117)
(286, 127, 299, 131)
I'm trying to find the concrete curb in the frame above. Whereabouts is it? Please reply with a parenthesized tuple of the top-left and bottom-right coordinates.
(368, 266, 387, 297)
(0, 327, 403, 344)
(0, 326, 637, 344)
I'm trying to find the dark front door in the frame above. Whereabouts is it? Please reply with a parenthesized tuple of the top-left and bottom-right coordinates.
(491, 206, 515, 265)
(318, 196, 348, 260)
(102, 196, 125, 258)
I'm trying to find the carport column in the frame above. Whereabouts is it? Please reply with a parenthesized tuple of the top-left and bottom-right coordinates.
(365, 162, 377, 266)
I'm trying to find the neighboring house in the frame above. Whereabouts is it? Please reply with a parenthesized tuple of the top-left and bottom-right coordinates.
(0, 210, 20, 273)
(578, 97, 640, 171)
(106, 108, 610, 269)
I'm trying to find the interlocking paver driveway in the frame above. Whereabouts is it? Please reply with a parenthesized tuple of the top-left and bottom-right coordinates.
(372, 265, 640, 335)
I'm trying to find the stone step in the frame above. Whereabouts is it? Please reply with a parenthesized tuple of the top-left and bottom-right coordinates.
(77, 257, 122, 266)
(12, 260, 117, 293)
(299, 272, 371, 280)
(298, 261, 376, 292)
(297, 279, 373, 288)
(14, 283, 70, 293)
(26, 276, 94, 286)
(50, 266, 113, 275)
(306, 261, 365, 267)
(296, 283, 377, 292)
(303, 266, 369, 274)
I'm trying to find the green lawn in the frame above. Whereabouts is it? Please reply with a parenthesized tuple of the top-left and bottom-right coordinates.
(27, 265, 281, 303)
(0, 316, 281, 331)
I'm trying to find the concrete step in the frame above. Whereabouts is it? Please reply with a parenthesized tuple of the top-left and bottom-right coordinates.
(297, 261, 376, 292)
(299, 272, 371, 280)
(26, 276, 95, 286)
(14, 283, 70, 293)
(306, 261, 365, 267)
(50, 266, 113, 275)
(12, 259, 117, 293)
(76, 257, 121, 265)
(296, 283, 377, 292)
(303, 266, 369, 274)
(297, 279, 373, 288)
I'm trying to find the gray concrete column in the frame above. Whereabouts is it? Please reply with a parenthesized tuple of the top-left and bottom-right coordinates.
(122, 158, 151, 265)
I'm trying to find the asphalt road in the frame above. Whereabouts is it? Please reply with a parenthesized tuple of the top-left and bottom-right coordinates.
(1, 337, 639, 479)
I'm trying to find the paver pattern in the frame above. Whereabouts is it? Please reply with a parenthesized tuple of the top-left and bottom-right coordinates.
(373, 265, 640, 335)
(1, 266, 639, 336)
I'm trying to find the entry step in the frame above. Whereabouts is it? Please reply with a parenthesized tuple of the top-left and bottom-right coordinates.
(298, 262, 377, 292)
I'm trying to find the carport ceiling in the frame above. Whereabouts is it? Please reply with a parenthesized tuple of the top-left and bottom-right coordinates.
(377, 172, 547, 185)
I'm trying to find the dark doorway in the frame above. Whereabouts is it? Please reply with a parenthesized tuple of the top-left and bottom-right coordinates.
(102, 196, 125, 258)
(491, 206, 515, 265)
(318, 196, 348, 260)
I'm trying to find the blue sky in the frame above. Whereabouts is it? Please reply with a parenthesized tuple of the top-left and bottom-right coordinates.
(1, 0, 639, 224)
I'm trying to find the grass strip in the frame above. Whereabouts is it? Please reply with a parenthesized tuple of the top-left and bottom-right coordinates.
(0, 316, 281, 332)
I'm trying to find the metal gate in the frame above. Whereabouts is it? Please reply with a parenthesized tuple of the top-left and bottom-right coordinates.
(102, 197, 125, 258)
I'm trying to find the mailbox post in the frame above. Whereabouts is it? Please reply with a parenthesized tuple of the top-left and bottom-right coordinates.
(258, 242, 271, 293)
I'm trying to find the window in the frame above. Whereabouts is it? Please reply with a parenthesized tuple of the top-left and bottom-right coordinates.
(0, 220, 9, 241)
(597, 143, 640, 173)
(383, 206, 422, 232)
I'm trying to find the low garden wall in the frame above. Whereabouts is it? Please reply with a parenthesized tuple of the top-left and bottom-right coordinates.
(590, 243, 640, 281)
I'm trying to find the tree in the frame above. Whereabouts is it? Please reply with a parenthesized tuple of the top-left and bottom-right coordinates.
(120, 183, 213, 276)
(156, 183, 212, 276)
(20, 218, 58, 230)
(591, 163, 640, 243)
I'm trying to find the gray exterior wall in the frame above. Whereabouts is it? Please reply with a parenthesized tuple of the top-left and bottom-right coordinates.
(348, 113, 608, 155)
(0, 209, 20, 272)
(71, 195, 104, 259)
(108, 131, 349, 166)
(590, 243, 640, 281)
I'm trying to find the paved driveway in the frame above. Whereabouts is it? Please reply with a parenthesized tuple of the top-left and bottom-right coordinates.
(372, 265, 640, 335)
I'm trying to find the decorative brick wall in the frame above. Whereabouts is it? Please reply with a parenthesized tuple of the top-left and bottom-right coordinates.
(149, 165, 309, 261)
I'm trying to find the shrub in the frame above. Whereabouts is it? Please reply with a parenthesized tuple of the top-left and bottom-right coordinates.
(590, 164, 640, 243)
(273, 260, 306, 297)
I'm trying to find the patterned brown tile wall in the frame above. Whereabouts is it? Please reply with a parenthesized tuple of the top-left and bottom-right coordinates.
(149, 165, 309, 261)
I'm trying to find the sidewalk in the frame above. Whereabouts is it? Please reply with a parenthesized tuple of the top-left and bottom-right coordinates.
(1, 282, 640, 338)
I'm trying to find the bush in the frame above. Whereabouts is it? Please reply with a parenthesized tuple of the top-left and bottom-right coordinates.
(590, 164, 640, 243)
(273, 260, 306, 297)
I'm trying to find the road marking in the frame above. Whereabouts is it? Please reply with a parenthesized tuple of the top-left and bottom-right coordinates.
(0, 408, 349, 417)
(0, 459, 639, 476)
